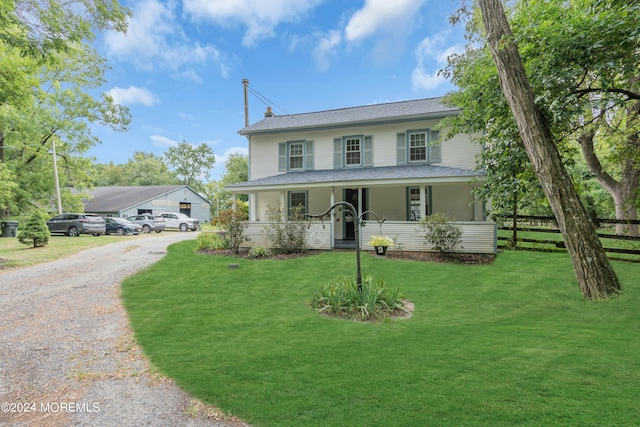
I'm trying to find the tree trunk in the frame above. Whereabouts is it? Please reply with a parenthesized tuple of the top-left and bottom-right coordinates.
(578, 130, 640, 237)
(478, 0, 620, 298)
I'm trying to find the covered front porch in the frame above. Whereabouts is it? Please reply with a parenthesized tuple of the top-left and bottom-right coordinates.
(227, 165, 496, 254)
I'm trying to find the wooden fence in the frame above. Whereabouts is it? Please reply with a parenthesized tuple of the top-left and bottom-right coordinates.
(497, 214, 640, 261)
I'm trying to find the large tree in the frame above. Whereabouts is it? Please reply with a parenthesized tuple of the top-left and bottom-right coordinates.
(445, 0, 640, 235)
(165, 141, 216, 193)
(93, 152, 178, 186)
(0, 0, 130, 216)
(203, 153, 249, 218)
(2, 42, 130, 214)
(476, 0, 620, 298)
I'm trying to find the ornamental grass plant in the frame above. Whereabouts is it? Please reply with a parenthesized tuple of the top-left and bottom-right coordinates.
(122, 242, 639, 427)
(310, 275, 407, 321)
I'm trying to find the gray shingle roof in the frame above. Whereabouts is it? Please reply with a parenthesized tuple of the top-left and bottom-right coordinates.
(83, 185, 187, 212)
(239, 97, 458, 135)
(227, 164, 483, 191)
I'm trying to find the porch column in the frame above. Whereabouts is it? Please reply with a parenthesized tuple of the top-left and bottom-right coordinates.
(330, 187, 335, 248)
(231, 194, 237, 212)
(420, 186, 427, 219)
(280, 191, 286, 220)
(249, 193, 257, 221)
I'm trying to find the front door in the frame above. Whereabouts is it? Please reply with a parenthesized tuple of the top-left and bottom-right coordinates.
(343, 188, 368, 240)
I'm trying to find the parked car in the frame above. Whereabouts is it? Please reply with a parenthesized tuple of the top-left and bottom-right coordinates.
(47, 213, 106, 237)
(105, 217, 142, 236)
(126, 214, 166, 233)
(159, 212, 200, 232)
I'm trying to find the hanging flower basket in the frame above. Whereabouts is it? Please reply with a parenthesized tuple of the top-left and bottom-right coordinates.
(369, 235, 394, 256)
(374, 245, 388, 256)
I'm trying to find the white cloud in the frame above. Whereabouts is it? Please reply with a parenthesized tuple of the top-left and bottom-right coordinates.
(312, 30, 341, 72)
(107, 86, 159, 106)
(150, 135, 178, 147)
(183, 0, 325, 47)
(307, 0, 426, 71)
(412, 34, 463, 90)
(344, 0, 425, 43)
(104, 0, 228, 78)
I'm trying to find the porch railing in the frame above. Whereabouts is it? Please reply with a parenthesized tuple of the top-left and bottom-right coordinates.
(241, 220, 497, 254)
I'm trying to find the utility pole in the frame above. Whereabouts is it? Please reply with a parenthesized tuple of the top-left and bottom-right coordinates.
(242, 78, 249, 127)
(52, 140, 62, 214)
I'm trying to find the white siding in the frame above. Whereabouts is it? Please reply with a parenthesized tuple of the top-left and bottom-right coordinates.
(242, 222, 331, 250)
(248, 120, 481, 177)
(241, 220, 496, 254)
(362, 221, 496, 253)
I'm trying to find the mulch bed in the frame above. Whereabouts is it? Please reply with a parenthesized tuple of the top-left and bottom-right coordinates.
(198, 249, 495, 264)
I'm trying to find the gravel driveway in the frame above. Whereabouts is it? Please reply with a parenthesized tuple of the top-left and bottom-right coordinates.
(0, 233, 248, 427)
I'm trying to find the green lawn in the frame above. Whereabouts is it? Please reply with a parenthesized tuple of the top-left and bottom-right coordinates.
(0, 234, 136, 268)
(122, 243, 640, 427)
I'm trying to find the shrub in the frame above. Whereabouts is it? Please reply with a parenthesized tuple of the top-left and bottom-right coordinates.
(196, 232, 229, 251)
(17, 211, 50, 248)
(262, 203, 307, 254)
(248, 246, 270, 258)
(310, 276, 408, 321)
(217, 208, 249, 254)
(418, 212, 463, 254)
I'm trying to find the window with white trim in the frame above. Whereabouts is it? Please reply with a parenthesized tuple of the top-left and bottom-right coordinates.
(397, 129, 441, 165)
(345, 137, 361, 166)
(409, 132, 427, 162)
(289, 142, 304, 170)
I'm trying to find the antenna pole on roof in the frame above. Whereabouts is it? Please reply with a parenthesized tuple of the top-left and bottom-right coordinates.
(242, 78, 249, 127)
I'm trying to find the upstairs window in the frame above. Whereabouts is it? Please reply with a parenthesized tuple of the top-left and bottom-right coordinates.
(278, 140, 314, 172)
(409, 132, 427, 162)
(396, 129, 441, 165)
(333, 135, 373, 168)
(289, 142, 304, 170)
(345, 137, 361, 166)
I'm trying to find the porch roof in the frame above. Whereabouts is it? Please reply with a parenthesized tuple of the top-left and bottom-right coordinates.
(226, 164, 484, 193)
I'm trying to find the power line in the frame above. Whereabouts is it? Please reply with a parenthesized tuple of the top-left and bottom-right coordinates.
(246, 85, 289, 116)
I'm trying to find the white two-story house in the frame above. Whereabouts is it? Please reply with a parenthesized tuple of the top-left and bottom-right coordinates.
(227, 97, 496, 254)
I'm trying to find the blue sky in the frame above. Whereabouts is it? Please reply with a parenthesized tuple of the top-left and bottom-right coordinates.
(89, 0, 466, 180)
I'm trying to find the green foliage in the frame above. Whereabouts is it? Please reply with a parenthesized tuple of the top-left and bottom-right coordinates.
(1, 7, 131, 217)
(310, 275, 407, 321)
(93, 152, 178, 186)
(419, 212, 463, 254)
(263, 203, 307, 254)
(220, 153, 248, 188)
(17, 211, 50, 247)
(165, 141, 216, 191)
(196, 232, 229, 251)
(248, 246, 270, 258)
(444, 0, 640, 223)
(217, 208, 249, 254)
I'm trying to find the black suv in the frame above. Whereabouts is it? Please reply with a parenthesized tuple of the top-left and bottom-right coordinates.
(47, 213, 106, 236)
